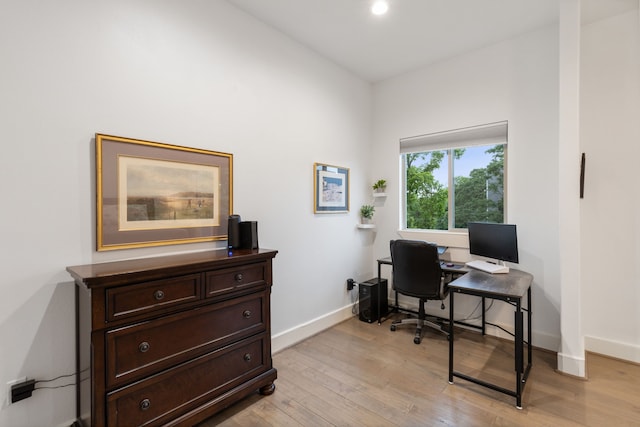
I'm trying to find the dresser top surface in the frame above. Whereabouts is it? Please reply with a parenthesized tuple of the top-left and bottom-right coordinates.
(67, 248, 277, 287)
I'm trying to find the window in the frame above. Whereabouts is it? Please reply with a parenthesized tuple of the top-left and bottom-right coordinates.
(400, 122, 507, 231)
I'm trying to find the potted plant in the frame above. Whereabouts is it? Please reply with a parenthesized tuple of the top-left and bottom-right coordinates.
(360, 204, 375, 224)
(373, 179, 387, 193)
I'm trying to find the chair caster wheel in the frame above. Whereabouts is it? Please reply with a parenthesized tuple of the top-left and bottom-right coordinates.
(414, 337, 421, 344)
(390, 325, 396, 332)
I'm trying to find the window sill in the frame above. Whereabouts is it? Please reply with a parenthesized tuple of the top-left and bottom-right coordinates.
(397, 229, 469, 249)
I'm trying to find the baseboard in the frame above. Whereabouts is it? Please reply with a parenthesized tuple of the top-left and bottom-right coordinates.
(270, 303, 640, 373)
(272, 304, 356, 353)
(585, 335, 640, 364)
(557, 351, 586, 378)
(484, 321, 560, 353)
(397, 301, 561, 353)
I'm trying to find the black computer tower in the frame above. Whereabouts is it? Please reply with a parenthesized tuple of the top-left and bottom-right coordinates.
(359, 278, 388, 323)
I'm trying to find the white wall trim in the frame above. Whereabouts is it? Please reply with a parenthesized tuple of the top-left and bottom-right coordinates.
(396, 296, 561, 352)
(487, 323, 560, 353)
(557, 351, 586, 377)
(272, 304, 356, 353)
(585, 335, 640, 364)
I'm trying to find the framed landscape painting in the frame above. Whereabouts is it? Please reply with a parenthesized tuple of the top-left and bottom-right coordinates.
(314, 162, 349, 213)
(96, 134, 233, 251)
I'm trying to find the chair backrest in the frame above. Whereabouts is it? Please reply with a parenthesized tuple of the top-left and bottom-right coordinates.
(390, 239, 444, 299)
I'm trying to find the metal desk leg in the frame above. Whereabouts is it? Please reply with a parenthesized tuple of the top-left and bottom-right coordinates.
(481, 297, 486, 335)
(528, 287, 532, 366)
(448, 291, 455, 384)
(377, 262, 381, 324)
(515, 299, 523, 409)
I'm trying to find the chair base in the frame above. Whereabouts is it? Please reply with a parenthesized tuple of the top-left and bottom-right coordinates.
(390, 316, 448, 344)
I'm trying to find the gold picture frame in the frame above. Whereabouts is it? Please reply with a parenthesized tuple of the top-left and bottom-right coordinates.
(96, 134, 232, 251)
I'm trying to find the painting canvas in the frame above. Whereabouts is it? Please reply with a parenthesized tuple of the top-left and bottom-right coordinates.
(119, 156, 219, 230)
(314, 163, 349, 213)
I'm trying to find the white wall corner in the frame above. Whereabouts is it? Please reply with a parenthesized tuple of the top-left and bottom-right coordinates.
(271, 305, 356, 353)
(557, 351, 586, 378)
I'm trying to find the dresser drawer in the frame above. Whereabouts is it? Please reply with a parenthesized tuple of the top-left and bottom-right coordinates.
(107, 333, 269, 427)
(106, 274, 201, 322)
(106, 292, 267, 388)
(205, 263, 266, 298)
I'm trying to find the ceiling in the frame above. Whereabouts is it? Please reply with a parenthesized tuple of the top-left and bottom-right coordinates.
(227, 0, 638, 82)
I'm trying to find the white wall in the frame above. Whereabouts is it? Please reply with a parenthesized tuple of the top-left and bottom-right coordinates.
(0, 1, 372, 425)
(580, 9, 640, 362)
(371, 26, 562, 351)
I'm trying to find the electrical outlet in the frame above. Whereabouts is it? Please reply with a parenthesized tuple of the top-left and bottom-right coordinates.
(6, 377, 26, 405)
(11, 379, 36, 403)
(347, 278, 355, 291)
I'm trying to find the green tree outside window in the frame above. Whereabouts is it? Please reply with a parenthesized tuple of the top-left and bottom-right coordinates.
(404, 144, 504, 230)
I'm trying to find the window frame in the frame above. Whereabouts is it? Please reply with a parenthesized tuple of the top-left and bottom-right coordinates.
(400, 121, 508, 232)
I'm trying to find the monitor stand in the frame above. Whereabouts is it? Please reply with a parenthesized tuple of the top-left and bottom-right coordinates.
(465, 260, 509, 274)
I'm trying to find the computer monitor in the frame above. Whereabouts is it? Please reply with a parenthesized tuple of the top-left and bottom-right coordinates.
(467, 222, 519, 264)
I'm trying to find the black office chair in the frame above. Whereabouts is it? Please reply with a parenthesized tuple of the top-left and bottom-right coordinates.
(389, 239, 450, 344)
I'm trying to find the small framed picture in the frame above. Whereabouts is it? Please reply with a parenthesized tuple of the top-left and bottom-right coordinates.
(96, 134, 232, 251)
(314, 163, 349, 213)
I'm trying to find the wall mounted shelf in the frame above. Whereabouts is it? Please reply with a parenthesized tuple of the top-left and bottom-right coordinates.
(357, 223, 376, 229)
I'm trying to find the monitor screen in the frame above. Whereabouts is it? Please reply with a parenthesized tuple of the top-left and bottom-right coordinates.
(467, 222, 519, 263)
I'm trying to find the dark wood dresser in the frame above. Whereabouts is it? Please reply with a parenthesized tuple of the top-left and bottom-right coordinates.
(67, 248, 278, 427)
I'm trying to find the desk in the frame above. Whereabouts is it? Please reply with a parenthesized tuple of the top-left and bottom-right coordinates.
(447, 268, 533, 409)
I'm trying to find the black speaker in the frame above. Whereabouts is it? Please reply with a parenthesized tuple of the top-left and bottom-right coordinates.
(227, 215, 241, 249)
(239, 221, 259, 249)
(359, 278, 388, 323)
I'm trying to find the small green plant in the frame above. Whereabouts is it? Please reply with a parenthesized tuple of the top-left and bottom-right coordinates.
(373, 179, 387, 191)
(360, 204, 375, 220)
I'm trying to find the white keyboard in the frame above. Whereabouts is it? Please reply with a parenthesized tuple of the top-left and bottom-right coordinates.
(465, 260, 509, 274)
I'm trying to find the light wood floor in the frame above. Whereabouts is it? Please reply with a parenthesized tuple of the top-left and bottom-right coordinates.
(201, 315, 640, 426)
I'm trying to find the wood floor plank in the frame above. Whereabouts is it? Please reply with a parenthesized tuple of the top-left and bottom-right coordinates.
(200, 316, 640, 427)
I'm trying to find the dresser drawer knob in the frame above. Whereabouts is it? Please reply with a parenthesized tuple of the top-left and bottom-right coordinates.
(139, 342, 150, 353)
(243, 310, 251, 318)
(154, 290, 165, 300)
(244, 353, 251, 362)
(235, 273, 244, 282)
(140, 398, 151, 411)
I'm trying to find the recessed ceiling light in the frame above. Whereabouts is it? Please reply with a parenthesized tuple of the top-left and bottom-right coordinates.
(371, 0, 389, 16)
